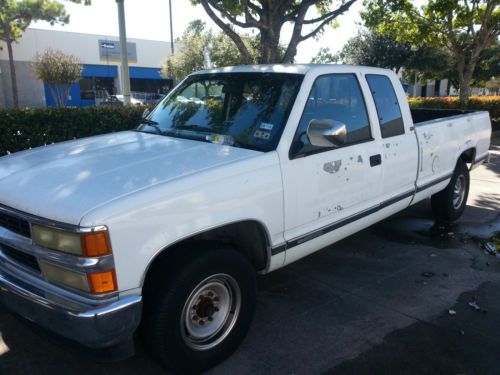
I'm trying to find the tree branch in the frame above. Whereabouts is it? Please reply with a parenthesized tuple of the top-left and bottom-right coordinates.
(281, 5, 309, 63)
(243, 0, 262, 29)
(199, 0, 254, 63)
(303, 1, 356, 25)
(284, 0, 317, 22)
(299, 0, 358, 42)
(463, 0, 476, 38)
(207, 0, 257, 29)
(246, 0, 262, 14)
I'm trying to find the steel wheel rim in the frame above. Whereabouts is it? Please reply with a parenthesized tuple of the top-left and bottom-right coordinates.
(453, 174, 466, 210)
(181, 273, 241, 351)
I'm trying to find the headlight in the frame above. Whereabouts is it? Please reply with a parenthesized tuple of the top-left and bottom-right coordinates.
(32, 225, 111, 257)
(39, 261, 117, 294)
(39, 261, 90, 292)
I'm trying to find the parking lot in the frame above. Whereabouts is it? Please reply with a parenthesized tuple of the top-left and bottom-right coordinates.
(1, 139, 499, 374)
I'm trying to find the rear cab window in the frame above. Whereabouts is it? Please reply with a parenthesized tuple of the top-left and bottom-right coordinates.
(365, 75, 405, 138)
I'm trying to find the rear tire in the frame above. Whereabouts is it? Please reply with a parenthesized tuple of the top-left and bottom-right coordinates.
(431, 160, 469, 222)
(142, 244, 256, 374)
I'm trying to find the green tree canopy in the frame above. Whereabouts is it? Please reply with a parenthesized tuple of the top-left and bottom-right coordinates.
(362, 0, 500, 103)
(329, 31, 414, 73)
(310, 47, 337, 64)
(162, 20, 265, 81)
(485, 77, 500, 94)
(312, 31, 451, 82)
(191, 0, 358, 64)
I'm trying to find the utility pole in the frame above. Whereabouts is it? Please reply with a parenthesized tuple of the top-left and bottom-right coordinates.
(116, 0, 131, 105)
(169, 0, 174, 55)
(413, 71, 418, 98)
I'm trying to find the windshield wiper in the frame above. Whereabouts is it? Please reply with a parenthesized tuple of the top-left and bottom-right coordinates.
(141, 118, 159, 126)
(173, 124, 213, 133)
(139, 118, 164, 135)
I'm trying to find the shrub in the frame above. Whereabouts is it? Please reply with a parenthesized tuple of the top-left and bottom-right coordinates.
(1, 97, 498, 156)
(32, 49, 83, 108)
(0, 106, 144, 155)
(408, 96, 500, 130)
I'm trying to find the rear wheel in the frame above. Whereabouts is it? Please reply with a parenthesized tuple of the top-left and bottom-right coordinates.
(143, 245, 256, 374)
(431, 160, 470, 222)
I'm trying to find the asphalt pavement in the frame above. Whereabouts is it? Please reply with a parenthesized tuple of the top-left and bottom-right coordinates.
(1, 136, 499, 374)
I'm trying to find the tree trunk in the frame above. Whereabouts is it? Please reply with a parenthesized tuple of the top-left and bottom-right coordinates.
(258, 2, 282, 64)
(457, 57, 476, 105)
(458, 75, 472, 105)
(199, 1, 254, 64)
(4, 24, 19, 108)
(48, 85, 60, 107)
(259, 30, 280, 64)
(455, 52, 470, 105)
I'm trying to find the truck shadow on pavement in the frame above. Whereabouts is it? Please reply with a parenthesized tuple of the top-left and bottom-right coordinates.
(326, 282, 500, 375)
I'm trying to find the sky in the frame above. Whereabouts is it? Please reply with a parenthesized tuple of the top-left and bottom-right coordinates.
(32, 0, 366, 63)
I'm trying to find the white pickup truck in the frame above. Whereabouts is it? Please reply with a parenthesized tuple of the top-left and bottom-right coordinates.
(0, 65, 491, 373)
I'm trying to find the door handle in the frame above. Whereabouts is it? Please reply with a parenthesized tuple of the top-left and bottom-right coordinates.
(370, 154, 382, 167)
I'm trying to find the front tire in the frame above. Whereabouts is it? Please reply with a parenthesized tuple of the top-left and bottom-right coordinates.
(431, 160, 470, 222)
(143, 245, 257, 374)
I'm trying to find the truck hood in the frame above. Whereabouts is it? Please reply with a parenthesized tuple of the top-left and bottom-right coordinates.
(0, 131, 260, 224)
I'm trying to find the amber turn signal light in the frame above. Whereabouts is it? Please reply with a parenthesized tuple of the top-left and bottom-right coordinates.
(87, 270, 117, 294)
(81, 231, 112, 257)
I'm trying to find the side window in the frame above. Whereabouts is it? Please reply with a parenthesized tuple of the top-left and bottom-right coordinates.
(290, 74, 371, 158)
(366, 75, 405, 138)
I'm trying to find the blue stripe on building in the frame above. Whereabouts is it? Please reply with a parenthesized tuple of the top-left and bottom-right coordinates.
(45, 65, 165, 107)
(82, 64, 118, 78)
(129, 67, 163, 79)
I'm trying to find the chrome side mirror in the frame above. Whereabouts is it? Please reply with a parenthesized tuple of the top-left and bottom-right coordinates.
(142, 107, 151, 119)
(307, 119, 347, 148)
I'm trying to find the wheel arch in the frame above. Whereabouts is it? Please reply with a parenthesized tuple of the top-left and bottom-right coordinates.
(141, 219, 271, 289)
(459, 147, 476, 169)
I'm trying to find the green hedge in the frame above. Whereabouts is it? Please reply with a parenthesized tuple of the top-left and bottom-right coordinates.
(408, 96, 500, 130)
(0, 106, 144, 155)
(1, 96, 499, 156)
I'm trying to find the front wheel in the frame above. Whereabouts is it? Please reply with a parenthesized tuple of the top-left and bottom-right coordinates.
(431, 160, 470, 222)
(143, 245, 257, 374)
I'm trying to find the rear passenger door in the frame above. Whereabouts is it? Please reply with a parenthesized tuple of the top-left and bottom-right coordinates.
(365, 74, 419, 203)
(280, 73, 383, 253)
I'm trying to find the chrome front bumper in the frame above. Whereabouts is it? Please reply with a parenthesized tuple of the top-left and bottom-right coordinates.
(0, 266, 142, 348)
(0, 204, 142, 349)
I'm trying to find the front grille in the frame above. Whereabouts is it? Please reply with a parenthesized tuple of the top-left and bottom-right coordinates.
(1, 244, 40, 272)
(0, 211, 31, 238)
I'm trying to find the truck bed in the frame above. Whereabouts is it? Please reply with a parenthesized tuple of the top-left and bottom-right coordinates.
(411, 109, 491, 204)
(411, 108, 474, 125)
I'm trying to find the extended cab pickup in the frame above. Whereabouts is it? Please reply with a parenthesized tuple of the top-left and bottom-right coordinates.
(0, 65, 491, 373)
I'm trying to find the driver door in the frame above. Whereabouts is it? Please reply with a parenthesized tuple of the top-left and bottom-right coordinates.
(280, 73, 382, 263)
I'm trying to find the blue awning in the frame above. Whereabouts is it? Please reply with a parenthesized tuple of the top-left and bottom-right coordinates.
(82, 64, 117, 78)
(81, 65, 165, 80)
(129, 67, 164, 80)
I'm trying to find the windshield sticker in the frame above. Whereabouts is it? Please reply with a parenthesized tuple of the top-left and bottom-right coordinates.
(206, 134, 235, 146)
(254, 129, 271, 140)
(260, 122, 274, 130)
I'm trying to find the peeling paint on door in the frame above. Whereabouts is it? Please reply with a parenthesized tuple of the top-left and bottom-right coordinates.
(323, 160, 342, 174)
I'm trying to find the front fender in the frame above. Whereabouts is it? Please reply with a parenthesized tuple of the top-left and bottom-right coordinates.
(79, 152, 284, 291)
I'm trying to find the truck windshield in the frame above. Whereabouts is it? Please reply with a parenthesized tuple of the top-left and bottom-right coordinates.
(137, 73, 303, 152)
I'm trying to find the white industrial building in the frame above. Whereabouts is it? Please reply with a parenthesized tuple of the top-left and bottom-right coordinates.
(0, 28, 175, 108)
